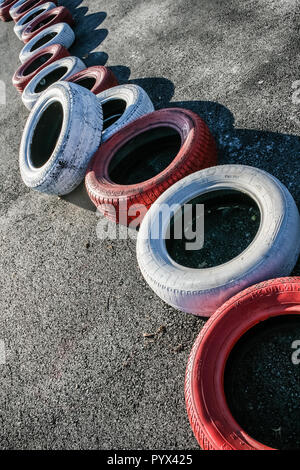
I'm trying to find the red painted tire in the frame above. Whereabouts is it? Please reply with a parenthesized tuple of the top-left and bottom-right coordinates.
(85, 108, 217, 225)
(12, 43, 70, 93)
(66, 66, 119, 95)
(21, 6, 74, 43)
(11, 0, 57, 23)
(185, 277, 300, 451)
(0, 0, 19, 21)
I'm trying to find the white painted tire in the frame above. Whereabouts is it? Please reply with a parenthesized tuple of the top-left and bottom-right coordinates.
(137, 165, 300, 317)
(19, 81, 103, 195)
(14, 2, 55, 40)
(19, 22, 75, 63)
(22, 56, 86, 110)
(96, 84, 154, 143)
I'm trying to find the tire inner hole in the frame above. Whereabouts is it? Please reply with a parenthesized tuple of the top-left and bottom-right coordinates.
(73, 76, 97, 91)
(24, 8, 46, 24)
(30, 32, 57, 52)
(23, 53, 52, 76)
(30, 101, 63, 168)
(225, 315, 300, 450)
(32, 14, 55, 32)
(34, 66, 68, 93)
(165, 189, 260, 269)
(108, 126, 182, 185)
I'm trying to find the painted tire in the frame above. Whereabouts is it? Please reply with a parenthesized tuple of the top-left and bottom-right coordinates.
(19, 81, 103, 195)
(85, 107, 217, 225)
(12, 43, 70, 94)
(185, 277, 300, 450)
(10, 0, 56, 23)
(21, 6, 74, 43)
(9, 0, 31, 20)
(96, 84, 154, 143)
(66, 66, 119, 97)
(0, 0, 19, 21)
(136, 165, 300, 316)
(22, 56, 86, 110)
(14, 1, 55, 40)
(20, 22, 75, 63)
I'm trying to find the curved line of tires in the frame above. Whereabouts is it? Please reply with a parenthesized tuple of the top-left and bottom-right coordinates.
(1, 0, 300, 451)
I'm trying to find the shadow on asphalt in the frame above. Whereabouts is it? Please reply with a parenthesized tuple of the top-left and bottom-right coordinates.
(110, 68, 300, 219)
(84, 51, 108, 67)
(61, 181, 96, 212)
(58, 0, 300, 278)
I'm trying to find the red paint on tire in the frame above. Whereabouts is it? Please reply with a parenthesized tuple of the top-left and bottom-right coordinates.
(12, 0, 57, 23)
(185, 277, 300, 450)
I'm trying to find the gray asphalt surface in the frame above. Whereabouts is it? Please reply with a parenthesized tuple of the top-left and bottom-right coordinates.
(0, 0, 299, 450)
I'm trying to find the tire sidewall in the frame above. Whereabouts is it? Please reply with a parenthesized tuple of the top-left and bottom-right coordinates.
(20, 82, 103, 194)
(97, 84, 154, 143)
(19, 22, 75, 63)
(14, 2, 55, 40)
(137, 165, 300, 315)
(86, 107, 205, 201)
(22, 56, 86, 110)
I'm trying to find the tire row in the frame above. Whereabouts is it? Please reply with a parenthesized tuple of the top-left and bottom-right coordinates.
(1, 0, 300, 451)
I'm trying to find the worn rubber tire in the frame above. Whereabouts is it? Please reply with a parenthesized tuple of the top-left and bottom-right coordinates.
(9, 0, 30, 20)
(22, 56, 86, 110)
(137, 165, 300, 316)
(20, 22, 75, 63)
(66, 65, 119, 97)
(0, 0, 19, 21)
(13, 44, 70, 93)
(85, 107, 217, 225)
(21, 6, 74, 43)
(185, 277, 300, 450)
(96, 84, 154, 143)
(10, 0, 56, 22)
(20, 81, 103, 195)
(14, 2, 55, 40)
